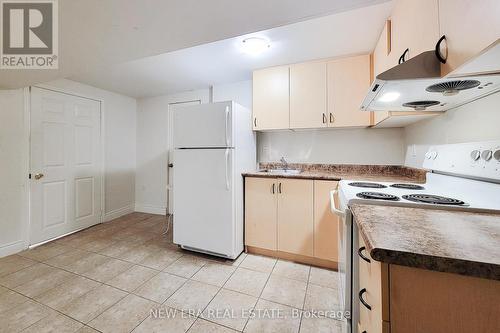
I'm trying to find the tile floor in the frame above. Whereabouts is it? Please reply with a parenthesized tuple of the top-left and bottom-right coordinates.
(0, 213, 344, 333)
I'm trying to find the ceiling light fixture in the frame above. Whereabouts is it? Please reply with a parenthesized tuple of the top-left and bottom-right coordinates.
(378, 91, 400, 103)
(241, 37, 270, 56)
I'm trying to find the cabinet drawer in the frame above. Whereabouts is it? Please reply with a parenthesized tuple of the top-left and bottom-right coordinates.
(358, 232, 389, 332)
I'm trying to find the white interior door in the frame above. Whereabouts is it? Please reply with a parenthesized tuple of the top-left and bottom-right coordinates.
(30, 87, 102, 245)
(167, 100, 200, 215)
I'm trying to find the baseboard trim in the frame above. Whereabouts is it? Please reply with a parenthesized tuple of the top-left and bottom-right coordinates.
(134, 203, 166, 215)
(246, 246, 338, 270)
(0, 240, 28, 258)
(104, 204, 135, 222)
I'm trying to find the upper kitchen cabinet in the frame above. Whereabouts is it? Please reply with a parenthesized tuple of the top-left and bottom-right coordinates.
(438, 0, 500, 76)
(327, 55, 371, 127)
(289, 61, 328, 129)
(252, 66, 290, 130)
(390, 0, 440, 65)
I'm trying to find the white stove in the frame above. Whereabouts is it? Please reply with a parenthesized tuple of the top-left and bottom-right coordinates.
(332, 141, 500, 333)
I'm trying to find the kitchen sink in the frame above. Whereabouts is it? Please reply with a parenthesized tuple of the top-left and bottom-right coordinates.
(260, 169, 303, 175)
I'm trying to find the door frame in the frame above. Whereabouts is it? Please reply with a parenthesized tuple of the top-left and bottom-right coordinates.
(27, 85, 105, 247)
(166, 99, 201, 215)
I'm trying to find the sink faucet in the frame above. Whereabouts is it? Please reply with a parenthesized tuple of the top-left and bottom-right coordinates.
(280, 156, 288, 169)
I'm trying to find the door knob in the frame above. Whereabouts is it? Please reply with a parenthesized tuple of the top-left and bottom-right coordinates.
(34, 173, 44, 180)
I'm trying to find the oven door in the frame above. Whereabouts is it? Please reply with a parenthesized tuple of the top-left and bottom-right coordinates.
(330, 190, 352, 327)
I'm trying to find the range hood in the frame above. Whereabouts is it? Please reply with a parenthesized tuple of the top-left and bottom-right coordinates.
(361, 39, 500, 112)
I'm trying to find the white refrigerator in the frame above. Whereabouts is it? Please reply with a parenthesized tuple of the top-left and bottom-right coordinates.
(172, 101, 256, 259)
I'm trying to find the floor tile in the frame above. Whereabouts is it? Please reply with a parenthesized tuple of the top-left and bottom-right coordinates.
(261, 275, 307, 309)
(140, 248, 183, 270)
(272, 260, 310, 282)
(44, 249, 92, 270)
(107, 264, 158, 292)
(299, 317, 342, 333)
(116, 244, 159, 264)
(223, 267, 269, 297)
(88, 294, 156, 333)
(0, 290, 29, 314)
(98, 240, 142, 258)
(19, 243, 72, 262)
(231, 252, 247, 267)
(35, 275, 100, 311)
(64, 252, 110, 275)
(78, 238, 117, 252)
(239, 254, 277, 273)
(202, 289, 258, 331)
(191, 262, 236, 287)
(308, 267, 339, 289)
(164, 255, 207, 278)
(303, 284, 341, 314)
(0, 255, 36, 277)
(244, 299, 301, 333)
(14, 267, 74, 298)
(62, 284, 127, 323)
(188, 318, 238, 333)
(22, 311, 83, 333)
(76, 326, 101, 333)
(81, 257, 133, 283)
(0, 263, 54, 288)
(0, 286, 6, 295)
(132, 305, 196, 333)
(165, 280, 219, 313)
(0, 300, 52, 333)
(134, 271, 186, 303)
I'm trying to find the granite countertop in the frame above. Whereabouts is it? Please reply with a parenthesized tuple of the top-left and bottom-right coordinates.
(243, 163, 427, 183)
(351, 204, 500, 280)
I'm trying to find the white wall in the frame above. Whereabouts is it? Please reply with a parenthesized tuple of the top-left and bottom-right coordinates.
(0, 89, 29, 256)
(404, 92, 500, 168)
(41, 79, 138, 220)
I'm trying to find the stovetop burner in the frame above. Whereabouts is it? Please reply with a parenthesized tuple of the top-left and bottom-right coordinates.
(349, 182, 387, 189)
(390, 183, 425, 190)
(356, 192, 400, 201)
(402, 194, 465, 205)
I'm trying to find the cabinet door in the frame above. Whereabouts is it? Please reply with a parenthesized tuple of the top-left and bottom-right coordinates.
(328, 55, 371, 127)
(373, 20, 392, 77)
(439, 0, 500, 75)
(313, 180, 339, 261)
(252, 66, 290, 130)
(245, 177, 277, 250)
(290, 61, 327, 129)
(277, 179, 314, 256)
(390, 0, 439, 64)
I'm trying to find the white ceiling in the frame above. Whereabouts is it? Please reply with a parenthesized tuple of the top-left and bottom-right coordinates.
(0, 0, 390, 89)
(72, 2, 393, 98)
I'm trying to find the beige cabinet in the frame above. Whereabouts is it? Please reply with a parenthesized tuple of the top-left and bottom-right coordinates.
(277, 179, 314, 256)
(373, 20, 393, 78)
(313, 180, 339, 261)
(438, 0, 500, 76)
(290, 61, 328, 129)
(390, 0, 440, 64)
(244, 178, 277, 250)
(327, 55, 371, 128)
(252, 66, 290, 130)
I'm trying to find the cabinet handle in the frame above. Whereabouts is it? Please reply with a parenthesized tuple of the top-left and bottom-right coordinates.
(359, 288, 372, 311)
(322, 113, 327, 124)
(254, 117, 257, 127)
(358, 246, 371, 263)
(271, 183, 275, 194)
(329, 113, 334, 123)
(278, 182, 282, 193)
(398, 48, 409, 64)
(435, 35, 447, 64)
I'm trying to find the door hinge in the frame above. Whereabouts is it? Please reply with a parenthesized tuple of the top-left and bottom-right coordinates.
(28, 173, 31, 179)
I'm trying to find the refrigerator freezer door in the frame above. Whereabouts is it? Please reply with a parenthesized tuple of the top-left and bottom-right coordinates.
(173, 148, 235, 257)
(173, 101, 233, 148)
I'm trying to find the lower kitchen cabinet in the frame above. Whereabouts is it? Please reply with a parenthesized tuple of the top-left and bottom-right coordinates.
(244, 177, 278, 250)
(357, 231, 500, 333)
(244, 177, 339, 267)
(277, 179, 314, 256)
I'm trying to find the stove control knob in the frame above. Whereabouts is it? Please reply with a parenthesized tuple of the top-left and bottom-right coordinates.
(494, 150, 500, 161)
(481, 150, 493, 161)
(430, 151, 438, 160)
(470, 150, 481, 161)
(425, 152, 432, 160)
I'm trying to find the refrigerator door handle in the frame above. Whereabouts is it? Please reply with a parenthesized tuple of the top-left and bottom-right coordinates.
(225, 149, 230, 190)
(225, 106, 230, 147)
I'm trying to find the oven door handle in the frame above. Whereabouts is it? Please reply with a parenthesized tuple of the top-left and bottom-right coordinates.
(330, 190, 345, 217)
